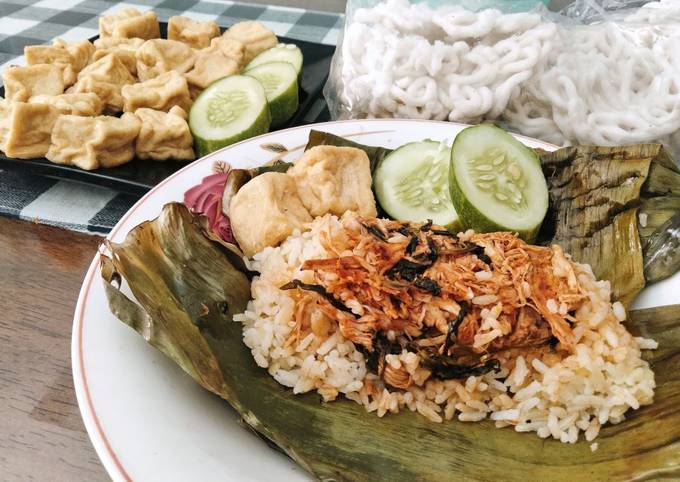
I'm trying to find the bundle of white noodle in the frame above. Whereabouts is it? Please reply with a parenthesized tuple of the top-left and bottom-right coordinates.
(333, 0, 680, 153)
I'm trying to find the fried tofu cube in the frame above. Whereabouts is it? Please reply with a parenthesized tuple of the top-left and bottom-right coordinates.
(99, 8, 160, 40)
(136, 39, 196, 81)
(70, 53, 136, 113)
(168, 16, 221, 49)
(46, 114, 141, 170)
(208, 37, 246, 69)
(25, 45, 77, 86)
(221, 21, 277, 64)
(229, 172, 312, 257)
(288, 146, 377, 218)
(68, 77, 124, 114)
(53, 39, 95, 72)
(25, 45, 72, 66)
(129, 106, 194, 161)
(184, 44, 240, 91)
(122, 70, 191, 113)
(0, 101, 60, 158)
(3, 64, 65, 102)
(29, 93, 103, 116)
(79, 51, 136, 81)
(25, 39, 95, 86)
(93, 36, 145, 51)
(91, 48, 138, 76)
(92, 38, 143, 74)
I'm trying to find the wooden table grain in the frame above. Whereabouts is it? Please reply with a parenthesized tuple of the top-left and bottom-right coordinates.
(0, 216, 108, 482)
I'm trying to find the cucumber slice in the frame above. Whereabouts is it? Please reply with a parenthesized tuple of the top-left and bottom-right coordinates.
(373, 140, 460, 229)
(189, 75, 271, 157)
(449, 124, 549, 242)
(245, 43, 303, 76)
(245, 62, 299, 128)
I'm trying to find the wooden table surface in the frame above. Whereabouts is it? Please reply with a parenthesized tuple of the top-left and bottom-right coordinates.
(0, 216, 107, 481)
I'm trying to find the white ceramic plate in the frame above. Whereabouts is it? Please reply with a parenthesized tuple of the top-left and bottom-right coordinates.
(71, 119, 680, 482)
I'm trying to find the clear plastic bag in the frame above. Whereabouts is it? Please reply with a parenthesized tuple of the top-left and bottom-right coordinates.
(324, 0, 680, 155)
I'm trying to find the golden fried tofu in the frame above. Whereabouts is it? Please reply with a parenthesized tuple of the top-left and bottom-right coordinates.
(93, 37, 145, 51)
(136, 39, 196, 81)
(288, 146, 377, 218)
(221, 21, 277, 64)
(25, 45, 76, 86)
(26, 39, 95, 86)
(78, 52, 135, 82)
(68, 77, 122, 114)
(92, 37, 143, 76)
(53, 39, 95, 72)
(91, 48, 138, 76)
(25, 45, 71, 65)
(122, 70, 191, 113)
(168, 16, 220, 49)
(92, 37, 146, 76)
(209, 36, 246, 69)
(70, 53, 136, 113)
(229, 172, 312, 257)
(46, 114, 141, 170)
(1, 101, 60, 158)
(29, 93, 103, 116)
(184, 44, 240, 91)
(3, 64, 65, 102)
(99, 8, 160, 40)
(128, 106, 194, 161)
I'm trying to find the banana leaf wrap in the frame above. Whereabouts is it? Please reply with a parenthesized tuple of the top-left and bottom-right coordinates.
(101, 202, 680, 481)
(537, 144, 680, 305)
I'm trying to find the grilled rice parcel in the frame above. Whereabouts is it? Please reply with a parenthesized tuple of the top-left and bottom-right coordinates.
(222, 126, 664, 444)
(237, 214, 656, 443)
(106, 125, 680, 455)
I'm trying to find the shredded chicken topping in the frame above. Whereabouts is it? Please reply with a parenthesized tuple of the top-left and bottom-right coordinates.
(282, 215, 587, 388)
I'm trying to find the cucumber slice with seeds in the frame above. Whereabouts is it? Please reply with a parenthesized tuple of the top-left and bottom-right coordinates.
(374, 140, 460, 229)
(246, 62, 299, 128)
(245, 43, 303, 75)
(189, 75, 271, 157)
(449, 124, 548, 242)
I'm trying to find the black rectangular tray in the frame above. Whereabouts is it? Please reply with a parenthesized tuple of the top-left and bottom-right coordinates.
(0, 22, 335, 195)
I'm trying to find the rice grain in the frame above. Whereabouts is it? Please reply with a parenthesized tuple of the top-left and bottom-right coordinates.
(238, 215, 657, 444)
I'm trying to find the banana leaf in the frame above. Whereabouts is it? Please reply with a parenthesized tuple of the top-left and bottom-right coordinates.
(102, 203, 250, 391)
(538, 144, 680, 306)
(102, 202, 680, 481)
(643, 211, 680, 283)
(305, 129, 392, 173)
(638, 196, 680, 239)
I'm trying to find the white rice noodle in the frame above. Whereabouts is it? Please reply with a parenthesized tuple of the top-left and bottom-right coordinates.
(337, 0, 680, 151)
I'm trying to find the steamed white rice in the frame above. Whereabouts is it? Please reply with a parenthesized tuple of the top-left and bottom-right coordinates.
(235, 215, 657, 443)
